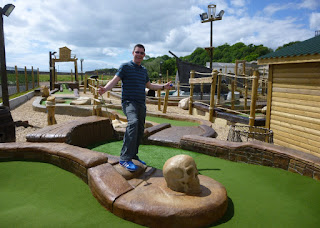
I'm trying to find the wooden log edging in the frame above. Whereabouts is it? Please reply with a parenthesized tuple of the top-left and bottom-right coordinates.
(0, 142, 109, 183)
(180, 135, 320, 181)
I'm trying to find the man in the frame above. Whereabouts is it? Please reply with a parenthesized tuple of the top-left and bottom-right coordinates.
(98, 44, 172, 171)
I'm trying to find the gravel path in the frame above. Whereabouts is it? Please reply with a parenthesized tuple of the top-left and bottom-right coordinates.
(11, 92, 229, 142)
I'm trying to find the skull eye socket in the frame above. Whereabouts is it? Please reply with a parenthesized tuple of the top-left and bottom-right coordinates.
(186, 167, 193, 176)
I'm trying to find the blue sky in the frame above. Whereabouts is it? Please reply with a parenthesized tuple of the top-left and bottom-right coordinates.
(1, 0, 320, 72)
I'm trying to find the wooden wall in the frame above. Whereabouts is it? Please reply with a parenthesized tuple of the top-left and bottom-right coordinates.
(267, 62, 320, 156)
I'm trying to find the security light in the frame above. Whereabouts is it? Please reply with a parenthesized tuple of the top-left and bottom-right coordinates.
(199, 4, 224, 70)
(200, 13, 208, 21)
(2, 4, 15, 17)
(216, 10, 225, 19)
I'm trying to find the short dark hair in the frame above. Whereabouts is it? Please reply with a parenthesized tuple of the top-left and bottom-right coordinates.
(133, 44, 145, 52)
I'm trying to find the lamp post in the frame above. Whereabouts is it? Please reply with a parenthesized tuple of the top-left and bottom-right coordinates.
(80, 58, 84, 83)
(200, 4, 224, 70)
(0, 4, 15, 108)
(49, 51, 56, 90)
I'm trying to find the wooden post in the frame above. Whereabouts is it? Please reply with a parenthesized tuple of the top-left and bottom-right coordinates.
(163, 88, 169, 114)
(37, 68, 40, 87)
(24, 66, 28, 91)
(46, 96, 57, 125)
(216, 70, 222, 105)
(209, 70, 218, 122)
(231, 80, 235, 110)
(249, 71, 260, 127)
(244, 77, 248, 110)
(189, 70, 195, 115)
(167, 70, 169, 83)
(93, 88, 98, 105)
(32, 66, 35, 89)
(15, 66, 19, 93)
(84, 74, 87, 94)
(55, 69, 57, 85)
(71, 70, 73, 82)
(157, 80, 161, 111)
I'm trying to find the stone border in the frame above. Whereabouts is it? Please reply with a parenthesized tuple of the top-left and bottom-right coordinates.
(0, 142, 108, 183)
(0, 90, 35, 110)
(180, 135, 320, 181)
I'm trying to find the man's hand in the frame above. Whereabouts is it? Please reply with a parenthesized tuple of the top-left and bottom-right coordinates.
(163, 81, 173, 90)
(98, 86, 107, 95)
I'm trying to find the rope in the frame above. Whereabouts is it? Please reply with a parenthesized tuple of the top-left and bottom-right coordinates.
(220, 73, 256, 80)
(194, 72, 212, 76)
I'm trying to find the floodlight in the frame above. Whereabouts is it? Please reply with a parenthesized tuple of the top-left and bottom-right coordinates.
(200, 13, 208, 21)
(216, 10, 225, 19)
(2, 4, 15, 17)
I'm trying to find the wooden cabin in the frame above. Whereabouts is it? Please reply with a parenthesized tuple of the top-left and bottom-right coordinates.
(258, 35, 320, 157)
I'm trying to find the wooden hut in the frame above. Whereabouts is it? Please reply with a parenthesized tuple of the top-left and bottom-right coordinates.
(258, 35, 320, 157)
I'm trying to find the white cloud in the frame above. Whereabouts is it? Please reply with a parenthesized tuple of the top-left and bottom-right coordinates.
(231, 0, 247, 7)
(299, 0, 320, 10)
(2, 0, 318, 72)
(263, 3, 293, 16)
(309, 12, 320, 30)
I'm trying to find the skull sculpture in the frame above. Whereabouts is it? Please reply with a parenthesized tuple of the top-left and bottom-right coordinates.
(163, 154, 201, 194)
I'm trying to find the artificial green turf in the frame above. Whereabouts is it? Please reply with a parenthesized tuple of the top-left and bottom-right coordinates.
(116, 110, 199, 126)
(90, 141, 320, 227)
(1, 142, 320, 227)
(0, 161, 142, 228)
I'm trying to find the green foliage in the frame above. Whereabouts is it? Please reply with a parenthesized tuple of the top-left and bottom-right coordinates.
(182, 43, 272, 65)
(95, 42, 273, 78)
(275, 41, 300, 51)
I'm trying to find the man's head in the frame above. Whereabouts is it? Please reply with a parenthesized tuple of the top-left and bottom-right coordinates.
(132, 44, 145, 65)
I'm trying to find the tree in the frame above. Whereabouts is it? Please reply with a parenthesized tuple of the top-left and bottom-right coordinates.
(96, 42, 273, 77)
(276, 41, 300, 51)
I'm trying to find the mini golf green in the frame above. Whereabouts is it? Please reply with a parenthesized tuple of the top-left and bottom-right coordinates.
(1, 142, 320, 227)
(116, 109, 199, 126)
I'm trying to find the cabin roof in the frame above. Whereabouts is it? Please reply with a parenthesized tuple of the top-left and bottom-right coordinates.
(258, 35, 320, 60)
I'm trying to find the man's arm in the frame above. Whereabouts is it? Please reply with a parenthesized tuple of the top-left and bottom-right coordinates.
(98, 75, 121, 95)
(146, 81, 172, 91)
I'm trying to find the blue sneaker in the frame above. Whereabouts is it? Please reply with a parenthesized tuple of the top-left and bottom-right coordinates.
(119, 160, 137, 172)
(138, 159, 146, 165)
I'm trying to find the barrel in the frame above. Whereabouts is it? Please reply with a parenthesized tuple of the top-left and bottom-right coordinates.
(0, 106, 16, 143)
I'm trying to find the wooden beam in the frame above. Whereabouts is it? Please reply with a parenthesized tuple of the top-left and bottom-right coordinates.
(272, 91, 320, 102)
(271, 119, 320, 137)
(272, 83, 320, 91)
(273, 106, 320, 119)
(272, 87, 320, 96)
(272, 96, 320, 108)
